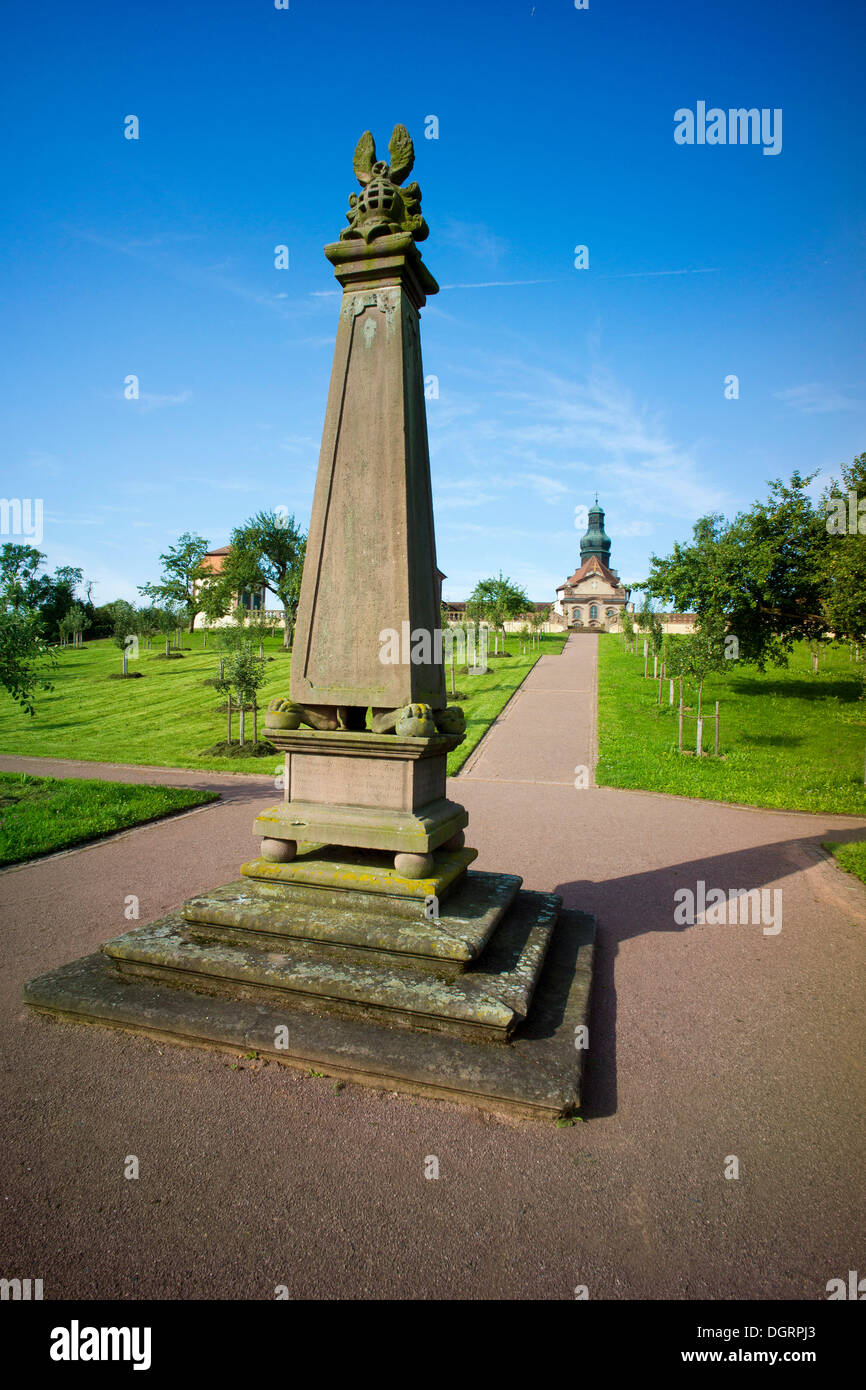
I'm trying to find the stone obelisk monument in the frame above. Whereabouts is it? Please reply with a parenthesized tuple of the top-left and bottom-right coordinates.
(24, 127, 595, 1119)
(256, 125, 466, 882)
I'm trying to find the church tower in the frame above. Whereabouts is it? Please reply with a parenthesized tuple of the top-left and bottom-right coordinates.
(554, 497, 630, 631)
(579, 497, 612, 566)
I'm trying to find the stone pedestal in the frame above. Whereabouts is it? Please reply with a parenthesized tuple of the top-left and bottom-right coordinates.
(254, 727, 467, 876)
(24, 863, 595, 1117)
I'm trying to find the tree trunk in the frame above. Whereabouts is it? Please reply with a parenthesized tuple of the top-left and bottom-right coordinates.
(239, 704, 245, 747)
(165, 638, 170, 657)
(283, 610, 290, 649)
(253, 701, 258, 745)
(227, 694, 232, 744)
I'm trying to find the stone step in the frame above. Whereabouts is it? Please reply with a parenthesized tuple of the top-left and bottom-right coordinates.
(22, 909, 595, 1120)
(100, 887, 560, 1043)
(181, 869, 522, 978)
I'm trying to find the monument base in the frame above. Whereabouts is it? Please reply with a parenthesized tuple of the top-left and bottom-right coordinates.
(23, 906, 595, 1120)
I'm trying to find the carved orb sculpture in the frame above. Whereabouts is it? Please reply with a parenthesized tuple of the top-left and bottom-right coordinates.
(260, 837, 297, 864)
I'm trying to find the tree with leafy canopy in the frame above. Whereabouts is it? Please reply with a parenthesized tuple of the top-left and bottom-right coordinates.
(0, 545, 82, 634)
(819, 452, 866, 648)
(466, 573, 529, 654)
(639, 472, 828, 668)
(138, 532, 210, 634)
(221, 511, 307, 649)
(0, 543, 48, 611)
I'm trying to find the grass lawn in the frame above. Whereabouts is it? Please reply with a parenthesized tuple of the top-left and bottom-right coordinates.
(0, 772, 218, 867)
(823, 840, 866, 885)
(596, 635, 866, 816)
(0, 631, 566, 777)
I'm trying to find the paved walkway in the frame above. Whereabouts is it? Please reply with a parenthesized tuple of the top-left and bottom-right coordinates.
(1, 636, 865, 1299)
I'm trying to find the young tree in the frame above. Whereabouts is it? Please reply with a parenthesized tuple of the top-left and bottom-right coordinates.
(245, 609, 272, 661)
(139, 532, 210, 634)
(222, 511, 307, 649)
(663, 632, 686, 705)
(109, 601, 138, 675)
(635, 599, 663, 674)
(156, 603, 183, 656)
(0, 609, 56, 714)
(466, 573, 529, 653)
(530, 605, 549, 649)
(136, 606, 160, 652)
(682, 614, 729, 722)
(620, 604, 635, 652)
(68, 602, 86, 648)
(219, 640, 266, 747)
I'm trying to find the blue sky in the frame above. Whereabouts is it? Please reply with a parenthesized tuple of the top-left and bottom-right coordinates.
(2, 0, 864, 605)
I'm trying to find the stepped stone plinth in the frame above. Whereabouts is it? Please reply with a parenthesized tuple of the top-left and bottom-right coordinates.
(22, 124, 596, 1119)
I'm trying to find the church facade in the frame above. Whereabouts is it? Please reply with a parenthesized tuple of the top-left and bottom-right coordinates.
(554, 500, 631, 631)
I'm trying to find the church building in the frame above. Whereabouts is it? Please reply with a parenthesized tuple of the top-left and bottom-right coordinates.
(554, 499, 631, 631)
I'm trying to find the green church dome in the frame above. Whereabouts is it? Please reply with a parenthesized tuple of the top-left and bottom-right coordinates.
(580, 499, 611, 565)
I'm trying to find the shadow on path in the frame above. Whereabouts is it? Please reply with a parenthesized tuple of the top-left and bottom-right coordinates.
(555, 826, 866, 1120)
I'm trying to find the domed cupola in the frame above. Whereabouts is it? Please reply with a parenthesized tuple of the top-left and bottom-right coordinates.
(580, 498, 611, 566)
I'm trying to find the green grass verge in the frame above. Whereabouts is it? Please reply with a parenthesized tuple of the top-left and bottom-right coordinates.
(823, 840, 866, 885)
(596, 635, 866, 816)
(0, 631, 566, 776)
(0, 772, 218, 867)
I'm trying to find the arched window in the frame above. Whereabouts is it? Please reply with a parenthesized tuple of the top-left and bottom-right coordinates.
(589, 604, 598, 620)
